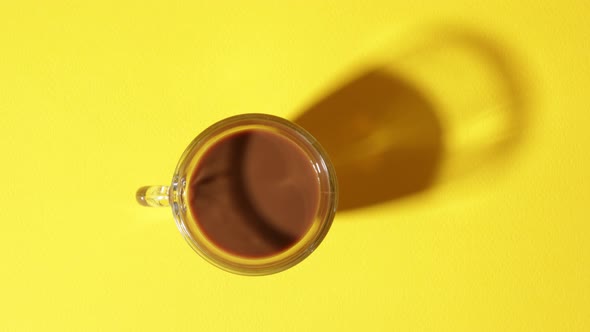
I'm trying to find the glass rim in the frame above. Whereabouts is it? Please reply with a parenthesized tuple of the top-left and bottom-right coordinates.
(169, 113, 338, 275)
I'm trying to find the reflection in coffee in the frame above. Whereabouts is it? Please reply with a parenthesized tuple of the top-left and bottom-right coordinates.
(188, 129, 320, 258)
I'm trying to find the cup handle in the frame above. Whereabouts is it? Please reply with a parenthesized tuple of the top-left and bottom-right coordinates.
(136, 185, 170, 207)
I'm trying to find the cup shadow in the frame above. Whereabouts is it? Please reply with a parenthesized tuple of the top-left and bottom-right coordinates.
(294, 27, 529, 213)
(295, 70, 443, 211)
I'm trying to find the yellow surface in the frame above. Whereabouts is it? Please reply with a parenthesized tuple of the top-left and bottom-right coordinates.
(1, 1, 589, 331)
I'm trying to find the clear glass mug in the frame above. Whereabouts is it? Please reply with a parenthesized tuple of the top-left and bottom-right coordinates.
(136, 114, 338, 275)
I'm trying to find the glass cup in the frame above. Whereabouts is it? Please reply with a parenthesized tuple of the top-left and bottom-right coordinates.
(136, 114, 338, 275)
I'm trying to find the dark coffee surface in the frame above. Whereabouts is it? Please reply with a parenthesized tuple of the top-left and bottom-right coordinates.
(188, 129, 320, 258)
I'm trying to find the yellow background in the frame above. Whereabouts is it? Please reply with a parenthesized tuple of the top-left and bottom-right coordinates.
(1, 1, 589, 331)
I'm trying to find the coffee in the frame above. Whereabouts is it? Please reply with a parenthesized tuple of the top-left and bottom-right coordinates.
(187, 129, 320, 258)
